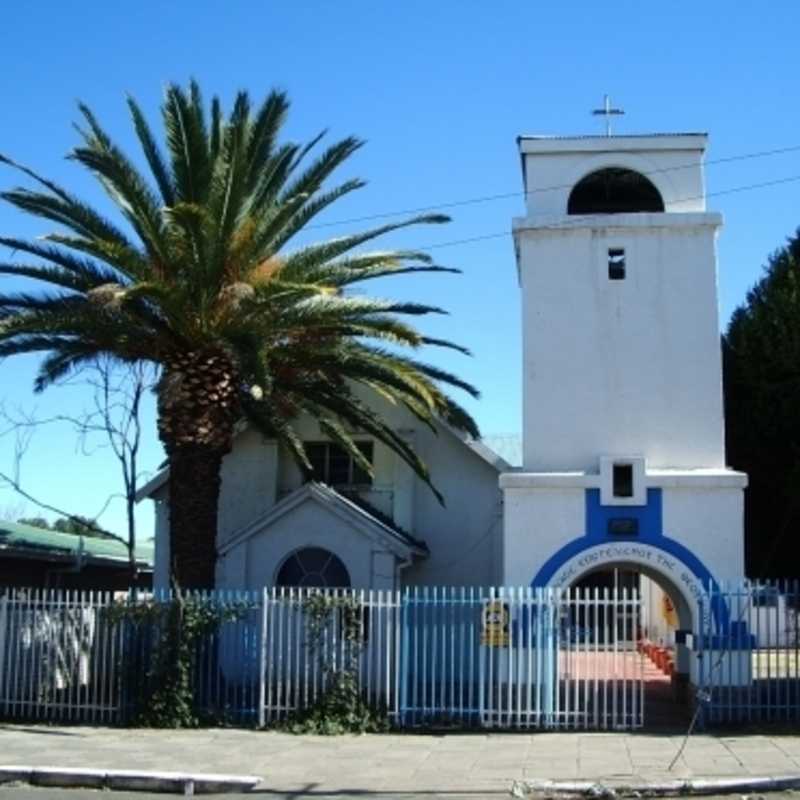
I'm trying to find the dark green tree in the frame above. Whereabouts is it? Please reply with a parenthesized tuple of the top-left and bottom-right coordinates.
(0, 82, 478, 588)
(723, 228, 800, 577)
(16, 516, 51, 530)
(52, 515, 112, 539)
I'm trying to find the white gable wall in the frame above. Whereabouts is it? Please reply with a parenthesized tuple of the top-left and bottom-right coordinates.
(219, 497, 399, 591)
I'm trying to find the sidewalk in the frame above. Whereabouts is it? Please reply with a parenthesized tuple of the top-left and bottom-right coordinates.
(2, 725, 800, 795)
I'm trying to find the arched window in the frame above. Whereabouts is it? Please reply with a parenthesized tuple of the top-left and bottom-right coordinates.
(567, 168, 664, 214)
(276, 547, 351, 588)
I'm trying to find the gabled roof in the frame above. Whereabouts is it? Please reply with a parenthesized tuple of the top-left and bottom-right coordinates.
(0, 520, 154, 568)
(217, 481, 428, 559)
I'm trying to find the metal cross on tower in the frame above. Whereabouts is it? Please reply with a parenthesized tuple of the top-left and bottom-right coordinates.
(592, 95, 625, 136)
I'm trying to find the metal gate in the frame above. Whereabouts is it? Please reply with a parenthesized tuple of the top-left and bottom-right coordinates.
(399, 586, 644, 730)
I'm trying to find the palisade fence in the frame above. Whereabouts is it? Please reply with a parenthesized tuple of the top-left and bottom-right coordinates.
(695, 580, 800, 724)
(0, 582, 798, 729)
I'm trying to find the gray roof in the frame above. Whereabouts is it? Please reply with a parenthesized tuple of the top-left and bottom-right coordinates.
(518, 132, 707, 142)
(479, 434, 522, 468)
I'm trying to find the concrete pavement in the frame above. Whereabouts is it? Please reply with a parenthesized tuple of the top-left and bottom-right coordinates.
(2, 725, 800, 795)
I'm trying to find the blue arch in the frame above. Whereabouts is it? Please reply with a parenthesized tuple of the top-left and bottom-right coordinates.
(530, 490, 730, 631)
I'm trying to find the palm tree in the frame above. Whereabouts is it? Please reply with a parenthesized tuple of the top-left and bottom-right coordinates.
(0, 82, 479, 588)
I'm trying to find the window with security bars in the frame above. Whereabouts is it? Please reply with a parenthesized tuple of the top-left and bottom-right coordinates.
(306, 441, 373, 486)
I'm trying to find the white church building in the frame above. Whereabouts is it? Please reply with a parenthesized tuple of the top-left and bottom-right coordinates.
(139, 129, 747, 649)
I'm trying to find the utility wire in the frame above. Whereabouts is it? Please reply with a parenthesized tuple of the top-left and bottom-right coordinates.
(306, 144, 800, 231)
(411, 173, 800, 254)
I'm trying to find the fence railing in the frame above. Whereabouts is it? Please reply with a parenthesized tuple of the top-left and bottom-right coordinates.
(0, 582, 798, 729)
(696, 580, 800, 724)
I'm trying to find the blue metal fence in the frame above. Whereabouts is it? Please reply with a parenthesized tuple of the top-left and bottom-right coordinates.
(695, 580, 800, 724)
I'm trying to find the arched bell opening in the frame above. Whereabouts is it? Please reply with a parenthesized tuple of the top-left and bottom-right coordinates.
(567, 167, 665, 214)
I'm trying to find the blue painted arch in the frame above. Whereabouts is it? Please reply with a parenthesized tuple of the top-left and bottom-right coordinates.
(530, 490, 730, 632)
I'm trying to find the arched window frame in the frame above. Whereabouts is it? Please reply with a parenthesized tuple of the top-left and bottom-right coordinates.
(274, 546, 352, 589)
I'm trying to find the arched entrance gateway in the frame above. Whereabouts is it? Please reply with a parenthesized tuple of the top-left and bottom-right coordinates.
(523, 489, 733, 728)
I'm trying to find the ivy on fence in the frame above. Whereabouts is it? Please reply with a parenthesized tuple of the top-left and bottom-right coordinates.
(103, 593, 255, 728)
(279, 591, 389, 734)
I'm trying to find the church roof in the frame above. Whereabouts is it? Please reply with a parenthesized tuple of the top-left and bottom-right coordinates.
(479, 434, 522, 468)
(517, 133, 707, 142)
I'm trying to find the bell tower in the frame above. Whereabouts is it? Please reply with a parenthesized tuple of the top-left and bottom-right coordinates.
(500, 130, 747, 602)
(516, 133, 724, 471)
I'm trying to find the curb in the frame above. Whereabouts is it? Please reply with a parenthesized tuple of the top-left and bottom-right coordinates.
(512, 774, 800, 798)
(0, 766, 262, 794)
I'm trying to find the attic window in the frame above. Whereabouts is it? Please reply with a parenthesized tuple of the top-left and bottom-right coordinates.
(613, 463, 634, 498)
(276, 547, 351, 588)
(608, 248, 626, 280)
(307, 441, 373, 486)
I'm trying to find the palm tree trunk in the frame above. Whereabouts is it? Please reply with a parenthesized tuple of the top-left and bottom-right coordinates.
(157, 350, 240, 590)
(167, 443, 225, 589)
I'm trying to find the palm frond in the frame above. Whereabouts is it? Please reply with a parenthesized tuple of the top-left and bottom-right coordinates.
(127, 95, 176, 206)
(278, 213, 450, 280)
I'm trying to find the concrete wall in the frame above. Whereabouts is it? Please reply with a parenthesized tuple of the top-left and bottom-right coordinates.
(519, 135, 707, 216)
(501, 478, 745, 606)
(516, 218, 725, 471)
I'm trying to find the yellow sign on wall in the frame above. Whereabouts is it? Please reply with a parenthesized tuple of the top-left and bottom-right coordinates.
(662, 594, 678, 628)
(481, 600, 510, 647)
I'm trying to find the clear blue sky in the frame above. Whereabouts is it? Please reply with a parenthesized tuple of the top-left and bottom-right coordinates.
(0, 1, 798, 541)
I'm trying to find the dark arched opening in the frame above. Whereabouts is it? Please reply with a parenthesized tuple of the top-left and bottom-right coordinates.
(276, 547, 351, 588)
(568, 564, 692, 729)
(568, 167, 665, 214)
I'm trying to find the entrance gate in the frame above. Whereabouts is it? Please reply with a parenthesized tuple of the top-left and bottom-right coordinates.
(399, 586, 644, 730)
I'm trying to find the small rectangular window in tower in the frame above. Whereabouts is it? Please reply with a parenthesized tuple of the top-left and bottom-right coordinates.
(613, 463, 634, 498)
(608, 248, 626, 280)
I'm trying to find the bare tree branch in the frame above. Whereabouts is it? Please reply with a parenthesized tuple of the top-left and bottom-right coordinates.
(0, 357, 159, 583)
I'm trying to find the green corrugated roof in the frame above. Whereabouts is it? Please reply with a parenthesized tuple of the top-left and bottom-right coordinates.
(0, 520, 154, 566)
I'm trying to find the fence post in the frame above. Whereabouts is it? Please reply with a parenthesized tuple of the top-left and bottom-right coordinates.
(0, 593, 7, 715)
(258, 588, 267, 728)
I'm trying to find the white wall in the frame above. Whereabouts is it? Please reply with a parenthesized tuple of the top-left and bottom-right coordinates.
(662, 485, 745, 582)
(501, 477, 746, 596)
(405, 424, 503, 587)
(502, 486, 584, 586)
(519, 135, 707, 216)
(516, 217, 725, 471)
(218, 429, 278, 543)
(218, 497, 398, 591)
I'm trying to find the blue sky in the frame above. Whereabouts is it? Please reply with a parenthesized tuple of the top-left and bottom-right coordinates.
(0, 1, 798, 541)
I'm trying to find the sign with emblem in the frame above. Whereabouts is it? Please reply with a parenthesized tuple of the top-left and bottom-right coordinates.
(481, 599, 510, 647)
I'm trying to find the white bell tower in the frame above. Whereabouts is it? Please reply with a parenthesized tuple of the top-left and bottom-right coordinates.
(500, 128, 747, 616)
(517, 133, 724, 471)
